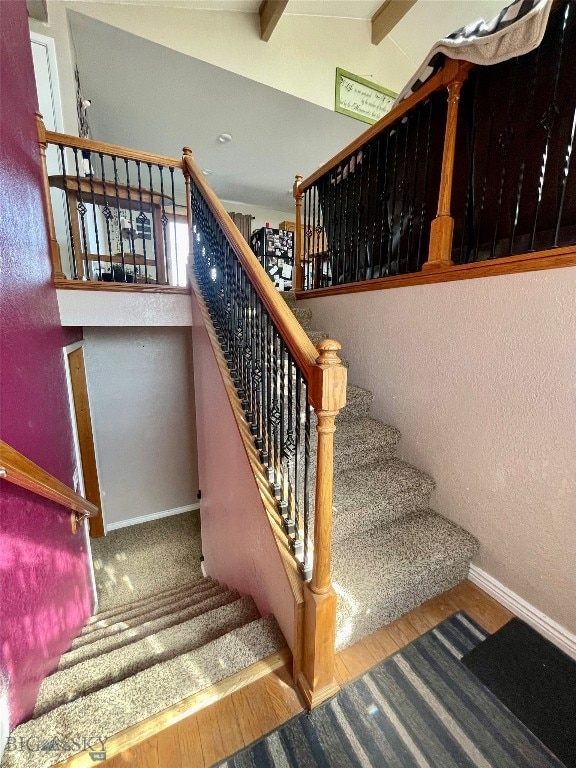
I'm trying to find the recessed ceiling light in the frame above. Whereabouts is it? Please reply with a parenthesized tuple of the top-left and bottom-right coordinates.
(201, 168, 213, 176)
(217, 133, 232, 144)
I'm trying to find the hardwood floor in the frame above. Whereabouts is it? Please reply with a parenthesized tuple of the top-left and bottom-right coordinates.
(102, 580, 514, 768)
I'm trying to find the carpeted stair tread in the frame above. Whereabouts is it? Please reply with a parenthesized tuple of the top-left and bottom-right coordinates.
(86, 576, 216, 627)
(58, 588, 241, 670)
(291, 307, 313, 329)
(331, 509, 479, 649)
(311, 417, 401, 472)
(306, 329, 329, 346)
(331, 458, 435, 541)
(3, 616, 286, 768)
(340, 384, 373, 420)
(280, 290, 297, 308)
(35, 597, 260, 716)
(72, 583, 231, 649)
(79, 578, 219, 638)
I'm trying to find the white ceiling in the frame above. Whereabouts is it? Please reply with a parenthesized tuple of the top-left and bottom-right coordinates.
(69, 0, 506, 211)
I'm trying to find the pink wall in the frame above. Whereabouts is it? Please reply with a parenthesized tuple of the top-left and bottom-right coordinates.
(191, 293, 296, 651)
(0, 0, 92, 727)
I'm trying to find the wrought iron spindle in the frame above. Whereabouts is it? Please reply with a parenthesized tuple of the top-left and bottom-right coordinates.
(72, 147, 90, 278)
(57, 145, 77, 278)
(98, 153, 115, 272)
(147, 163, 160, 283)
(124, 159, 138, 277)
(158, 166, 170, 284)
(529, 2, 569, 251)
(111, 155, 127, 278)
(170, 167, 179, 284)
(135, 161, 149, 283)
(386, 128, 399, 275)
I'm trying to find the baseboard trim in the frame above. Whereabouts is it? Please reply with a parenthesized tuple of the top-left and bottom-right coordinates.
(468, 565, 576, 660)
(106, 504, 200, 531)
(54, 648, 292, 768)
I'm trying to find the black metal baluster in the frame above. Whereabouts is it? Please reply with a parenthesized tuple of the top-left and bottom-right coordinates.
(111, 155, 127, 278)
(490, 58, 519, 259)
(85, 150, 102, 279)
(397, 116, 411, 272)
(124, 160, 138, 278)
(72, 147, 90, 278)
(57, 145, 77, 279)
(294, 370, 302, 559)
(386, 127, 400, 275)
(158, 166, 170, 285)
(135, 161, 149, 283)
(530, 2, 569, 251)
(147, 163, 160, 283)
(302, 387, 311, 580)
(98, 153, 115, 277)
(406, 108, 422, 272)
(554, 104, 576, 246)
(473, 84, 498, 260)
(170, 167, 179, 285)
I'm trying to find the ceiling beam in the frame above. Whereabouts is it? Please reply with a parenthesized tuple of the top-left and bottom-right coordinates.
(371, 0, 418, 45)
(259, 0, 289, 42)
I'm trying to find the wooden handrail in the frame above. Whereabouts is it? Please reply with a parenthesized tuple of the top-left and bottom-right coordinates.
(44, 130, 183, 169)
(0, 440, 98, 533)
(299, 59, 473, 193)
(183, 152, 320, 385)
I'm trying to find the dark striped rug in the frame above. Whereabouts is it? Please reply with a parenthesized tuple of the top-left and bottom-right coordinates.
(218, 613, 565, 767)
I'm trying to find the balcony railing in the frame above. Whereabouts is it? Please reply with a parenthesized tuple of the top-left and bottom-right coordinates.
(37, 120, 190, 292)
(294, 0, 576, 295)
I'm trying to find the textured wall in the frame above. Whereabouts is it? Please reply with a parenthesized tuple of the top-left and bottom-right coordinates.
(82, 328, 198, 528)
(300, 268, 576, 634)
(57, 290, 193, 327)
(191, 293, 296, 650)
(0, 0, 92, 728)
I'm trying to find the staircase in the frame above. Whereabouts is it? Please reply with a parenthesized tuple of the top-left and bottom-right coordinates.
(3, 577, 285, 768)
(284, 290, 479, 650)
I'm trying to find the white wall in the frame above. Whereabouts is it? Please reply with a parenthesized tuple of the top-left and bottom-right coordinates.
(300, 267, 576, 634)
(222, 199, 295, 234)
(62, 2, 415, 111)
(83, 327, 198, 528)
(57, 290, 193, 327)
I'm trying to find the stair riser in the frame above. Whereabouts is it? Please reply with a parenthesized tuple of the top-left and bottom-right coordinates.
(335, 560, 472, 650)
(35, 599, 260, 717)
(58, 590, 240, 670)
(86, 577, 214, 627)
(79, 579, 219, 638)
(331, 492, 431, 542)
(72, 585, 230, 649)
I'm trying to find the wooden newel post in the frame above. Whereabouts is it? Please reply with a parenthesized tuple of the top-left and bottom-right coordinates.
(293, 175, 304, 292)
(297, 339, 347, 708)
(182, 147, 194, 268)
(424, 61, 469, 271)
(36, 113, 66, 281)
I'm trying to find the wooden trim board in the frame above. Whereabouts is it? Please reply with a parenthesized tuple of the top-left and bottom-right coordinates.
(55, 649, 291, 768)
(55, 279, 190, 295)
(106, 504, 200, 531)
(469, 565, 576, 661)
(296, 247, 576, 300)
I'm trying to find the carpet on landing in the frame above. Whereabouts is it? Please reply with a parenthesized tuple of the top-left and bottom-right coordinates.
(217, 613, 564, 768)
(90, 511, 202, 611)
(462, 617, 576, 768)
